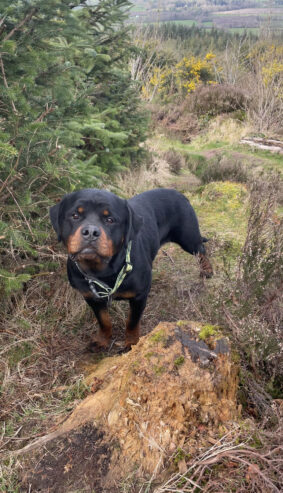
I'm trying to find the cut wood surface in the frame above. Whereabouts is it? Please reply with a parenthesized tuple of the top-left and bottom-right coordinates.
(240, 137, 283, 153)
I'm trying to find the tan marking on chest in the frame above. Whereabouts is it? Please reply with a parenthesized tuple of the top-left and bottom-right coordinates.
(114, 290, 136, 299)
(81, 290, 93, 299)
(76, 256, 104, 272)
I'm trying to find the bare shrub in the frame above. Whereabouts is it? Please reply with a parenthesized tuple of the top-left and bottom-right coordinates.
(220, 36, 250, 86)
(245, 71, 283, 133)
(224, 178, 283, 384)
(242, 45, 283, 134)
(202, 155, 249, 184)
(237, 179, 282, 301)
(163, 148, 185, 175)
(151, 102, 199, 142)
(187, 177, 283, 403)
(186, 84, 248, 117)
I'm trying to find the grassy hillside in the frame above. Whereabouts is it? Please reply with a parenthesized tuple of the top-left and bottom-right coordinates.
(131, 0, 283, 33)
(0, 2, 282, 491)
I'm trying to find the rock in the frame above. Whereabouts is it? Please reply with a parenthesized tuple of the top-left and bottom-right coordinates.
(20, 321, 239, 492)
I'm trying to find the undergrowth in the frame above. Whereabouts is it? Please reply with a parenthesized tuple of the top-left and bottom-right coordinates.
(0, 139, 282, 492)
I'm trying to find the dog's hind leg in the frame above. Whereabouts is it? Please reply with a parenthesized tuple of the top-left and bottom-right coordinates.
(173, 223, 213, 279)
(197, 240, 213, 279)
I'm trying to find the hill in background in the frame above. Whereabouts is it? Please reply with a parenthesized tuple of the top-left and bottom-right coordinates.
(131, 0, 283, 34)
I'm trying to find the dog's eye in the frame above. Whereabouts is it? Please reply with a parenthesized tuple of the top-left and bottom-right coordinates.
(105, 216, 114, 224)
(72, 212, 80, 220)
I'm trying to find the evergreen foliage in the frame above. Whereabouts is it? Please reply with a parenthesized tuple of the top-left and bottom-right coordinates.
(144, 22, 258, 56)
(0, 0, 148, 295)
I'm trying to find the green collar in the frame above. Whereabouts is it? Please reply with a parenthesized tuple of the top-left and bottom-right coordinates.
(71, 241, 133, 305)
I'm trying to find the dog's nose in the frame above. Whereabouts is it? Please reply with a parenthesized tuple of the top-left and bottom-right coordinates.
(81, 225, 101, 240)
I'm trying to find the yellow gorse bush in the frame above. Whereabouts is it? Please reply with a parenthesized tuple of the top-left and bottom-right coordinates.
(142, 52, 217, 100)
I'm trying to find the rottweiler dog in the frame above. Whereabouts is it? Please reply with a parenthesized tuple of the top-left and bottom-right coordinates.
(50, 188, 212, 349)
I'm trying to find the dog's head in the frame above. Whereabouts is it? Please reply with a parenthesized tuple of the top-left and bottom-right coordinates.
(50, 189, 142, 271)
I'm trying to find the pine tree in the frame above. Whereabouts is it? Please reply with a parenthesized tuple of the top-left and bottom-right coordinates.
(0, 0, 148, 295)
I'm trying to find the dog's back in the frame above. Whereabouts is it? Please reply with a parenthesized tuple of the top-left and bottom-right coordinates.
(129, 188, 205, 256)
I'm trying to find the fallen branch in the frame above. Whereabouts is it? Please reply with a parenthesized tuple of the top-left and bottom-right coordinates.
(5, 428, 69, 458)
(240, 137, 283, 154)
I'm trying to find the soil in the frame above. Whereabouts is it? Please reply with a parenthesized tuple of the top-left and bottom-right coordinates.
(21, 424, 113, 493)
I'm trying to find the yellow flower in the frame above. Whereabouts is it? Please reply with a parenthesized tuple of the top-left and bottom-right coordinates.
(205, 52, 216, 61)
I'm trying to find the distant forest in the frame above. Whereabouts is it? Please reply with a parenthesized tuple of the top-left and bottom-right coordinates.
(143, 23, 260, 55)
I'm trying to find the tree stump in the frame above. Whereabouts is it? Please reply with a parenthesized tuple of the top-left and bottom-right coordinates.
(20, 321, 239, 492)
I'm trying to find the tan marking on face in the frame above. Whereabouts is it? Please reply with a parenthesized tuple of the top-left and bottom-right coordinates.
(97, 227, 114, 258)
(67, 226, 83, 254)
(77, 206, 84, 213)
(103, 209, 109, 216)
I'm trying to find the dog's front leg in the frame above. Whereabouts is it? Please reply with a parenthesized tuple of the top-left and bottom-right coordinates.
(125, 297, 147, 348)
(85, 299, 112, 348)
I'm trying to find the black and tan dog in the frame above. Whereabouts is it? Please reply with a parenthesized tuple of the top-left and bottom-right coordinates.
(50, 188, 213, 349)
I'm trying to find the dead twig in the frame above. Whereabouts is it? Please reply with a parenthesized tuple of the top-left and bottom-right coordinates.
(0, 53, 18, 114)
(161, 249, 174, 264)
(35, 103, 55, 123)
(5, 186, 35, 240)
(0, 147, 23, 195)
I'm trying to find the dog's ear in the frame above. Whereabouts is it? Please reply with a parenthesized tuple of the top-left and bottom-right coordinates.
(126, 202, 143, 243)
(49, 203, 62, 242)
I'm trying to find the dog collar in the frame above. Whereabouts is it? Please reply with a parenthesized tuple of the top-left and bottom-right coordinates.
(70, 241, 133, 304)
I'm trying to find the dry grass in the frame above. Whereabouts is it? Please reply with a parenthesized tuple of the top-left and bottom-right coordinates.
(197, 115, 253, 147)
(0, 264, 91, 448)
(0, 136, 282, 491)
(115, 144, 172, 197)
(162, 148, 186, 175)
(153, 418, 283, 493)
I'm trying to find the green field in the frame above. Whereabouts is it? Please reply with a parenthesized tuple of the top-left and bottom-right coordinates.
(131, 1, 283, 33)
(163, 19, 197, 26)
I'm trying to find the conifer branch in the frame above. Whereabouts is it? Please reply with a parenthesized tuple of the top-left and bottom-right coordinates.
(35, 104, 55, 122)
(0, 53, 18, 114)
(3, 8, 38, 42)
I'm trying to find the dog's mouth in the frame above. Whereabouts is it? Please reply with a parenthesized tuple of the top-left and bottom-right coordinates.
(70, 247, 110, 265)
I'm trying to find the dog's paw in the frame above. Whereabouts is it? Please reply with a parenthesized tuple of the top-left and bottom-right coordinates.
(199, 254, 213, 278)
(125, 336, 139, 349)
(200, 269, 213, 279)
(87, 336, 110, 352)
